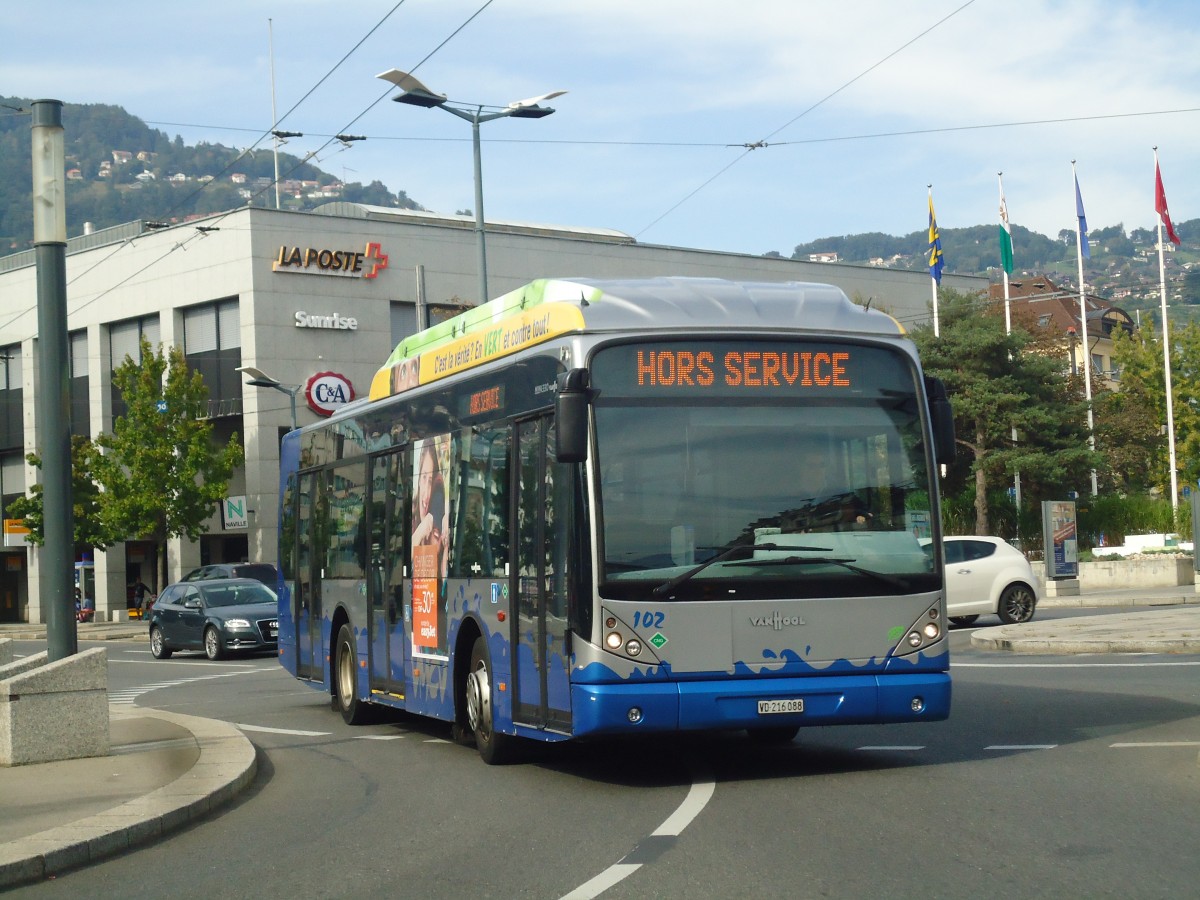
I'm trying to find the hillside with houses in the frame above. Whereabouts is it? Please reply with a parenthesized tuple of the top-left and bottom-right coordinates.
(0, 97, 421, 252)
(2, 95, 1196, 327)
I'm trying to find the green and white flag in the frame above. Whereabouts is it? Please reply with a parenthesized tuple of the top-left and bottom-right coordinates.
(998, 177, 1014, 275)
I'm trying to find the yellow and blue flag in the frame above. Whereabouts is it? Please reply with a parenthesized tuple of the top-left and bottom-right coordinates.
(1074, 173, 1090, 259)
(927, 194, 944, 283)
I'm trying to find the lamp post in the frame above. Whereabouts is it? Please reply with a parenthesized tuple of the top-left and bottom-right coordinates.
(237, 365, 299, 431)
(377, 69, 565, 305)
(32, 98, 76, 658)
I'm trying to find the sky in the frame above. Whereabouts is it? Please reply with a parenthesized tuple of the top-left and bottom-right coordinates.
(4, 0, 1199, 258)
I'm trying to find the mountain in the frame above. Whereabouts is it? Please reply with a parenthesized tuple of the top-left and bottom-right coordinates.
(0, 97, 422, 252)
(788, 219, 1200, 323)
(3, 95, 1196, 322)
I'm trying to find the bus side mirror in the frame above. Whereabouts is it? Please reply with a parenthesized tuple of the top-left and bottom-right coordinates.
(925, 375, 956, 466)
(555, 368, 590, 463)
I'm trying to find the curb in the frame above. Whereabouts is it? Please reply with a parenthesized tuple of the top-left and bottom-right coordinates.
(0, 709, 256, 889)
(970, 634, 1200, 654)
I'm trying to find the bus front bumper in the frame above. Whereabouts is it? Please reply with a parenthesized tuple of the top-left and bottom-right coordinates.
(571, 672, 950, 737)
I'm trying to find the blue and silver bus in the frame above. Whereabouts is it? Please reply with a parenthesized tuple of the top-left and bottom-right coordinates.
(276, 277, 955, 763)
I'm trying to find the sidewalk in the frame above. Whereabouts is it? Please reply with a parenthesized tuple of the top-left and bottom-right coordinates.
(1, 585, 1198, 888)
(0, 707, 255, 888)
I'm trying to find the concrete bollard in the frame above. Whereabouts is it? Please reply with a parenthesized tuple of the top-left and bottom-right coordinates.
(0, 648, 109, 766)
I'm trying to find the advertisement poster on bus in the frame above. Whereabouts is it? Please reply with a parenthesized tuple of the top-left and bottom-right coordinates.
(1041, 500, 1078, 579)
(411, 434, 454, 658)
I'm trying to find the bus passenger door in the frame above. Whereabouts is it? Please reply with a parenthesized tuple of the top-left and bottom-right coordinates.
(296, 470, 324, 680)
(367, 450, 408, 698)
(512, 418, 572, 732)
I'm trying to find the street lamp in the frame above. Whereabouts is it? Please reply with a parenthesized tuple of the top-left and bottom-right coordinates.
(377, 68, 565, 304)
(237, 365, 299, 431)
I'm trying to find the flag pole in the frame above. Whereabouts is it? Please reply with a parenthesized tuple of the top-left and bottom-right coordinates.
(1154, 147, 1179, 508)
(999, 172, 1021, 524)
(1072, 161, 1098, 496)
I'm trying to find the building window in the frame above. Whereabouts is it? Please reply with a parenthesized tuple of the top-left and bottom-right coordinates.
(391, 302, 418, 347)
(0, 346, 22, 452)
(1, 450, 24, 522)
(70, 330, 90, 438)
(183, 298, 242, 418)
(109, 315, 161, 420)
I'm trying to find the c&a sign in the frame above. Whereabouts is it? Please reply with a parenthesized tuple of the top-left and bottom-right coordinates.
(305, 371, 356, 417)
(273, 241, 389, 279)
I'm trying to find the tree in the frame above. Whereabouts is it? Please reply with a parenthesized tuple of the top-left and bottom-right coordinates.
(912, 289, 1098, 534)
(1106, 322, 1200, 495)
(5, 435, 115, 550)
(91, 339, 243, 588)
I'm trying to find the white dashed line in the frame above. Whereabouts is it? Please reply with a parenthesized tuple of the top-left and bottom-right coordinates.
(237, 724, 330, 736)
(561, 760, 715, 900)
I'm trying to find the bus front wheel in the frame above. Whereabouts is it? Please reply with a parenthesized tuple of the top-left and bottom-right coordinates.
(334, 624, 370, 725)
(466, 636, 515, 765)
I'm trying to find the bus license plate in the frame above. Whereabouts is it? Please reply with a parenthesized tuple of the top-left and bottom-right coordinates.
(758, 698, 804, 715)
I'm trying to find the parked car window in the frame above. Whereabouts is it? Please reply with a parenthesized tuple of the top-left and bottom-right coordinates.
(962, 540, 996, 562)
(943, 540, 965, 564)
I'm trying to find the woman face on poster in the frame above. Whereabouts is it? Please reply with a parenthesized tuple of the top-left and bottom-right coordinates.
(413, 441, 448, 555)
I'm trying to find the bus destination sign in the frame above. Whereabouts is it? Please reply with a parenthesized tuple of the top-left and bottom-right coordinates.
(635, 348, 851, 388)
(591, 341, 910, 399)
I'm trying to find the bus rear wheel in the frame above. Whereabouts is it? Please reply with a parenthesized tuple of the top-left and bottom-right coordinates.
(334, 624, 370, 725)
(466, 636, 516, 765)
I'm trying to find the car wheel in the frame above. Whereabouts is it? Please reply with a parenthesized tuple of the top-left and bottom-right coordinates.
(465, 636, 517, 765)
(950, 615, 980, 626)
(333, 624, 370, 725)
(149, 625, 172, 659)
(204, 626, 224, 660)
(997, 583, 1037, 624)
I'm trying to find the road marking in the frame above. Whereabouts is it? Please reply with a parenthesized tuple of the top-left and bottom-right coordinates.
(985, 744, 1057, 750)
(108, 670, 252, 706)
(355, 734, 406, 741)
(237, 724, 330, 736)
(110, 657, 262, 667)
(561, 760, 715, 900)
(1110, 741, 1200, 748)
(955, 661, 1200, 668)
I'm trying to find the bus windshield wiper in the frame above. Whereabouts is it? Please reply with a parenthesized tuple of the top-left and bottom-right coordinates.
(725, 555, 910, 590)
(651, 542, 830, 596)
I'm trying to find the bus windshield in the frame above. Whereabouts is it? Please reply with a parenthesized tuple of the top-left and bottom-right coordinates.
(591, 340, 938, 601)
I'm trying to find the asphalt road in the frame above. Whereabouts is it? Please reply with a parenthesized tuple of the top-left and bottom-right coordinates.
(4, 616, 1199, 899)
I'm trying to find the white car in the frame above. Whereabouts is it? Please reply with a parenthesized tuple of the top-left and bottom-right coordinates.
(928, 536, 1042, 625)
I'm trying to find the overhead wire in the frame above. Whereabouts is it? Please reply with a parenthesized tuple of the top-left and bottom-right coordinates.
(0, 0, 496, 339)
(634, 0, 979, 238)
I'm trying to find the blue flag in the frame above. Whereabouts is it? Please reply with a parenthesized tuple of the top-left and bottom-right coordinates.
(927, 194, 944, 283)
(1074, 173, 1090, 259)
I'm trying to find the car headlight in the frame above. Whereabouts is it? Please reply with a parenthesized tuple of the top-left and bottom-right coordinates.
(224, 618, 251, 629)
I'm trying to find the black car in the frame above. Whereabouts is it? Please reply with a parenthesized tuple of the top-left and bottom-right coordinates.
(181, 562, 278, 587)
(148, 578, 279, 660)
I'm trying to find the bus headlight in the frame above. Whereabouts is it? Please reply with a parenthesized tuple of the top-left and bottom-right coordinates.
(907, 631, 922, 648)
(923, 622, 940, 640)
(625, 639, 642, 657)
(605, 631, 623, 650)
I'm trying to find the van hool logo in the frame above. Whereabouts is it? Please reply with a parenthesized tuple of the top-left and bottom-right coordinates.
(749, 611, 806, 630)
(273, 241, 389, 279)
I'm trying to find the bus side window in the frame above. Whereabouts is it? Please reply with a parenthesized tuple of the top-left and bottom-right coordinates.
(452, 425, 510, 578)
